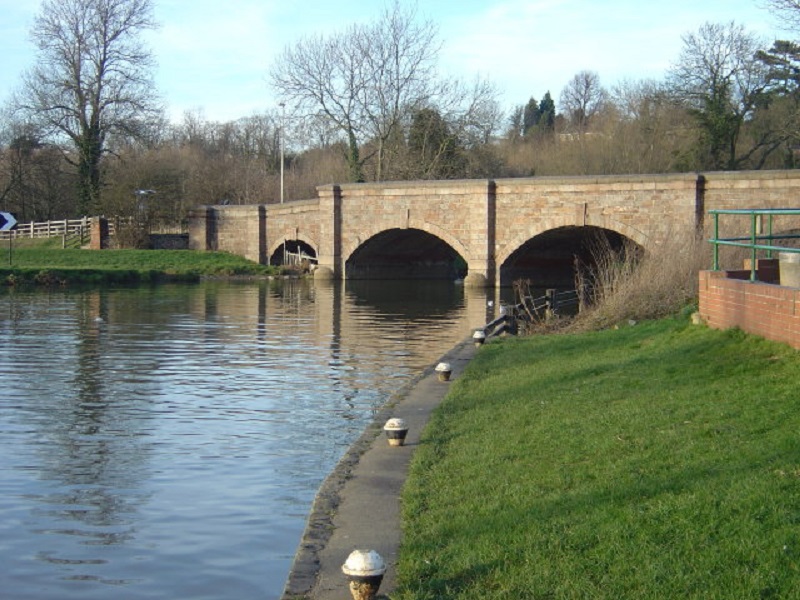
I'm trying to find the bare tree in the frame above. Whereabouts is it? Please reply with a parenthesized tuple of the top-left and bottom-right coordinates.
(668, 21, 769, 170)
(270, 1, 439, 182)
(608, 79, 692, 172)
(763, 0, 800, 30)
(443, 77, 504, 147)
(13, 0, 160, 215)
(0, 120, 74, 220)
(559, 71, 608, 134)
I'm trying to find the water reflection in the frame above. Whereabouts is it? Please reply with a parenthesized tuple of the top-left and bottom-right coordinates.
(0, 280, 491, 600)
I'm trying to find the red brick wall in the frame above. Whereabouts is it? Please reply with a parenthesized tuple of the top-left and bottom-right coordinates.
(698, 269, 800, 349)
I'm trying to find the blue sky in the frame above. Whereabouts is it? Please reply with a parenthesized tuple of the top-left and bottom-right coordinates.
(0, 0, 787, 124)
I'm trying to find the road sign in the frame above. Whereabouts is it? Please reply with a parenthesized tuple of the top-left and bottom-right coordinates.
(0, 212, 17, 231)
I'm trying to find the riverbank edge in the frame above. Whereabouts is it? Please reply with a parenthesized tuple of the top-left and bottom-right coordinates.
(280, 337, 476, 599)
(0, 270, 309, 288)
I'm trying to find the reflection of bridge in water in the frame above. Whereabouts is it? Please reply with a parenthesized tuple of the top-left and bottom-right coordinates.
(140, 280, 494, 375)
(188, 171, 800, 288)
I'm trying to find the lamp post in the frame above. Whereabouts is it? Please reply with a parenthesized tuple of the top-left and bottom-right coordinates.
(135, 189, 156, 220)
(279, 102, 285, 204)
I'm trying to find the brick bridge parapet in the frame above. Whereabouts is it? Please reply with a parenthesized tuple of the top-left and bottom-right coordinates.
(188, 170, 800, 286)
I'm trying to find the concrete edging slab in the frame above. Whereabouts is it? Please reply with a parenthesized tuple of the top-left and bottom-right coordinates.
(281, 339, 476, 599)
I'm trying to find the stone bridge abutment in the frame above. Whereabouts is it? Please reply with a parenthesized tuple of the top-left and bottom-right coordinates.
(188, 171, 800, 287)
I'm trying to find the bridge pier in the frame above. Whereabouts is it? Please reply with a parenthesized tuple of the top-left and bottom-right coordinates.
(462, 180, 496, 288)
(316, 184, 342, 279)
(314, 266, 336, 281)
(463, 272, 489, 288)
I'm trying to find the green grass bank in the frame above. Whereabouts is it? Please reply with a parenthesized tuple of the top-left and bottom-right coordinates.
(0, 240, 276, 286)
(397, 315, 800, 599)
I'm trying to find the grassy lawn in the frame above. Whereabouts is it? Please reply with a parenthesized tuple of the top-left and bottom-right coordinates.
(397, 315, 800, 599)
(0, 238, 276, 284)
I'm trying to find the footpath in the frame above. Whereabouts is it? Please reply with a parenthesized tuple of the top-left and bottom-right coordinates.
(281, 338, 477, 599)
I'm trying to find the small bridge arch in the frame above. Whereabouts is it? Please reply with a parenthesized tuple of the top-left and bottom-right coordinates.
(268, 239, 318, 268)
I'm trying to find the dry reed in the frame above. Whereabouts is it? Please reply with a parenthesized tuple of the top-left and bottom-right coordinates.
(568, 228, 710, 331)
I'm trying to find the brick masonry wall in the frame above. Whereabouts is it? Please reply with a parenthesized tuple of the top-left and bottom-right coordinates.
(494, 173, 699, 268)
(265, 199, 321, 260)
(698, 269, 800, 349)
(334, 180, 492, 279)
(703, 170, 800, 213)
(214, 205, 265, 264)
(700, 170, 800, 272)
(187, 207, 211, 251)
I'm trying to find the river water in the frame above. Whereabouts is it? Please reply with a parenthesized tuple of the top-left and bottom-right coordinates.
(0, 279, 494, 600)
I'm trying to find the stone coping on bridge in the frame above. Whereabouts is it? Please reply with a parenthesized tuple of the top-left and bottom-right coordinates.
(264, 198, 319, 212)
(210, 169, 800, 210)
(699, 168, 800, 183)
(318, 172, 701, 193)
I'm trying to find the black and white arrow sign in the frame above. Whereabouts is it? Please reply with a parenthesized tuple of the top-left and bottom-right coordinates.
(0, 212, 17, 231)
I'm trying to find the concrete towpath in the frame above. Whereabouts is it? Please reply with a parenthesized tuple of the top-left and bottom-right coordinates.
(281, 338, 477, 600)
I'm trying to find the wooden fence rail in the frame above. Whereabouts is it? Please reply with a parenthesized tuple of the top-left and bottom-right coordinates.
(0, 217, 186, 243)
(0, 217, 94, 241)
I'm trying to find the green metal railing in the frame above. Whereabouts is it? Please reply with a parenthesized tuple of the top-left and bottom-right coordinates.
(710, 208, 800, 281)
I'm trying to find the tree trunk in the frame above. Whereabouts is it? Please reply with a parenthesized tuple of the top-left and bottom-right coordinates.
(347, 130, 363, 182)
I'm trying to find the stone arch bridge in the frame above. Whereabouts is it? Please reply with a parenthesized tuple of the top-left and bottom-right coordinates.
(188, 171, 800, 288)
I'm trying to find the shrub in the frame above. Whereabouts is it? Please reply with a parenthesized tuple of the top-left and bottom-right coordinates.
(569, 228, 709, 331)
(113, 220, 151, 249)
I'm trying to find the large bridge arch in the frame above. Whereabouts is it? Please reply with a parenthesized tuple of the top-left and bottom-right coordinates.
(499, 225, 642, 288)
(497, 220, 650, 268)
(497, 216, 652, 284)
(342, 220, 471, 270)
(345, 228, 467, 280)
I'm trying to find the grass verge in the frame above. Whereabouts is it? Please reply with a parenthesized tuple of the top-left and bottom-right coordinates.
(0, 246, 278, 286)
(397, 315, 800, 599)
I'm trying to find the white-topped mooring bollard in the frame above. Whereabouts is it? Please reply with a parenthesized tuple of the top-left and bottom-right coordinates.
(342, 549, 387, 600)
(473, 330, 486, 347)
(383, 417, 409, 446)
(435, 361, 452, 382)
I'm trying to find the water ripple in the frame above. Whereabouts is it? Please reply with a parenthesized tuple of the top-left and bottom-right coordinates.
(0, 280, 487, 599)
